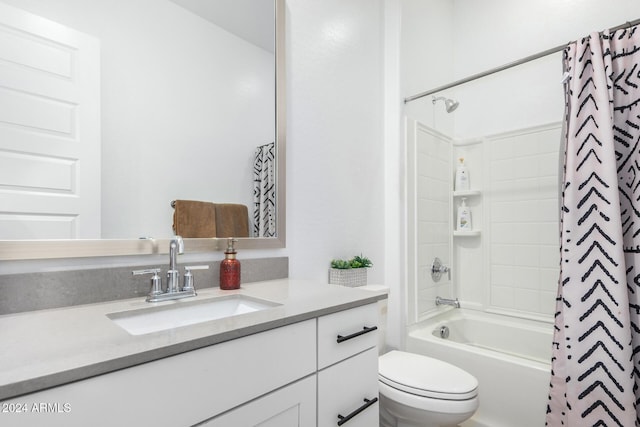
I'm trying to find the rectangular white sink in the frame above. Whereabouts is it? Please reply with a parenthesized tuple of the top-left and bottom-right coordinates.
(107, 295, 280, 335)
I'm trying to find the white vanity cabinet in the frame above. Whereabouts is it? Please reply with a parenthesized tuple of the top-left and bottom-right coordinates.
(317, 303, 380, 426)
(1, 302, 381, 427)
(1, 320, 317, 427)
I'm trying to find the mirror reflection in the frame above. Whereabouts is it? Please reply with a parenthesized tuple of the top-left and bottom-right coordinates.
(0, 0, 277, 240)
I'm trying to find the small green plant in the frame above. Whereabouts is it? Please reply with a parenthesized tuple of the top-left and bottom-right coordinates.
(330, 255, 373, 269)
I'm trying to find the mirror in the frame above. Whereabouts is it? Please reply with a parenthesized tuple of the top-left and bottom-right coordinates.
(0, 0, 286, 259)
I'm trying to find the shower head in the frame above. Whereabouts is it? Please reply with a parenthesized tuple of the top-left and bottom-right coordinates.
(432, 96, 459, 113)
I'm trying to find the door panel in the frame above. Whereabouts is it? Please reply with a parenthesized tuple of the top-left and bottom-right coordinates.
(0, 2, 100, 238)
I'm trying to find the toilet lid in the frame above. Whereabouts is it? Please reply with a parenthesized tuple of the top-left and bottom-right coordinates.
(379, 351, 478, 401)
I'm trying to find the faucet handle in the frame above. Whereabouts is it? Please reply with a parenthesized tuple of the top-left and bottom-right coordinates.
(183, 265, 209, 293)
(184, 265, 209, 271)
(132, 268, 163, 298)
(132, 268, 161, 275)
(431, 257, 451, 282)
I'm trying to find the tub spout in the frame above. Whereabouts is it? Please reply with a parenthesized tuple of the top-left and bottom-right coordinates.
(436, 296, 460, 308)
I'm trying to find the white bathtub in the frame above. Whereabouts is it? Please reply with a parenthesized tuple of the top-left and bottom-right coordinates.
(406, 309, 552, 427)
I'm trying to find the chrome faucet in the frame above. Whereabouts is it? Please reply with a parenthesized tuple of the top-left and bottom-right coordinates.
(435, 296, 460, 308)
(167, 236, 184, 293)
(132, 236, 209, 302)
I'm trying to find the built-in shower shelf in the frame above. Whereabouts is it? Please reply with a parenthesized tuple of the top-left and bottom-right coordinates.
(453, 230, 481, 237)
(453, 190, 481, 197)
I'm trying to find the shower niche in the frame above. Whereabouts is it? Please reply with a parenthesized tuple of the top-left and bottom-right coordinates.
(452, 140, 483, 238)
(452, 191, 481, 237)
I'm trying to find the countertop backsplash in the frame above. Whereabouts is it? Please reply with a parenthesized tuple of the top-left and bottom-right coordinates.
(0, 257, 288, 315)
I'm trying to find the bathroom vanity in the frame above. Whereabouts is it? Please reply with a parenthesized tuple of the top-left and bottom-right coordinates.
(0, 279, 385, 426)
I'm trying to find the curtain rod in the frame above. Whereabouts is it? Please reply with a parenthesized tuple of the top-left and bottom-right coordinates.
(404, 17, 640, 104)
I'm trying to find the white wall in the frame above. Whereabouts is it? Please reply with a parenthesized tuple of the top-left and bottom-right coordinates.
(285, 0, 386, 284)
(1, 0, 274, 238)
(401, 0, 455, 129)
(285, 0, 402, 347)
(402, 0, 640, 136)
(452, 0, 640, 139)
(453, 0, 640, 79)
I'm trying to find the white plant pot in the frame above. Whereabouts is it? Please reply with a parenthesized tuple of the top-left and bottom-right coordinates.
(328, 268, 367, 287)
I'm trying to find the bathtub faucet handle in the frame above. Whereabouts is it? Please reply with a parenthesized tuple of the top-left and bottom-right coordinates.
(431, 257, 451, 282)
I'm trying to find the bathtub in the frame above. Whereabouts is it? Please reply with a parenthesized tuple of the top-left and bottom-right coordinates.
(406, 309, 552, 427)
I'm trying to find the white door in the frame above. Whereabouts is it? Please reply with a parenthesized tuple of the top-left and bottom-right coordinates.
(0, 3, 100, 239)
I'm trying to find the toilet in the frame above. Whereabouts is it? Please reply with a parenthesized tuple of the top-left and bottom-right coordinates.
(351, 286, 479, 426)
(378, 350, 479, 427)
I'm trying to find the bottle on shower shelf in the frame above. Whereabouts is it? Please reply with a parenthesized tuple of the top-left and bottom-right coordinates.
(454, 157, 469, 191)
(457, 198, 472, 231)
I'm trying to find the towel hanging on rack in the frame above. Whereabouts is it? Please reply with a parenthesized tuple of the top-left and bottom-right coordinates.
(172, 199, 217, 238)
(215, 203, 249, 238)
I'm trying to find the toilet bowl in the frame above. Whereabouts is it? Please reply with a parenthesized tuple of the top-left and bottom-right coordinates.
(378, 350, 479, 427)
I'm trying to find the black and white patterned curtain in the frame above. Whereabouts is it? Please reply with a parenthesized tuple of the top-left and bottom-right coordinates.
(253, 142, 276, 237)
(547, 25, 640, 426)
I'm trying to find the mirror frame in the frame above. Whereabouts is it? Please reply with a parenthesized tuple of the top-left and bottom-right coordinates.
(1, 0, 286, 260)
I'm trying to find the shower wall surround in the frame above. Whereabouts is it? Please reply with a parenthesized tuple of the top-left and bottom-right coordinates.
(406, 120, 453, 322)
(408, 121, 560, 322)
(484, 124, 560, 316)
(450, 124, 560, 319)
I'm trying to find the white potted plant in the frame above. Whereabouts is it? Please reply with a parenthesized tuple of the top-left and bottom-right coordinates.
(328, 255, 373, 287)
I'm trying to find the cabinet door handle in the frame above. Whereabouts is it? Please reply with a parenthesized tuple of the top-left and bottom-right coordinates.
(337, 397, 378, 426)
(336, 325, 377, 343)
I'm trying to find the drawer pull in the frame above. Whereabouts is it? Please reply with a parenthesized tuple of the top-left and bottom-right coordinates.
(336, 325, 378, 343)
(337, 397, 378, 426)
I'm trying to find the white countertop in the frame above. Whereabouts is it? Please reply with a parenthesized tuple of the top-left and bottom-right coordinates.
(0, 279, 387, 400)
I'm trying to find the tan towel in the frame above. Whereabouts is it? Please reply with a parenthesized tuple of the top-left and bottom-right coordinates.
(172, 200, 217, 238)
(215, 203, 249, 238)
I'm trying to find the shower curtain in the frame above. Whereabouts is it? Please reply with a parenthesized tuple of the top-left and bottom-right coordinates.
(547, 26, 640, 426)
(253, 142, 276, 237)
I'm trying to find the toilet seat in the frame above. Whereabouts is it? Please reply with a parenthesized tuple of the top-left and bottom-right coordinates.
(378, 350, 478, 401)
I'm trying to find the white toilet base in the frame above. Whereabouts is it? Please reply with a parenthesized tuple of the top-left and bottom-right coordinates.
(379, 392, 478, 427)
(379, 401, 397, 427)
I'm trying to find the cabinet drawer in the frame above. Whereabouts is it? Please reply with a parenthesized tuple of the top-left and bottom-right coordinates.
(318, 347, 379, 427)
(318, 303, 378, 369)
